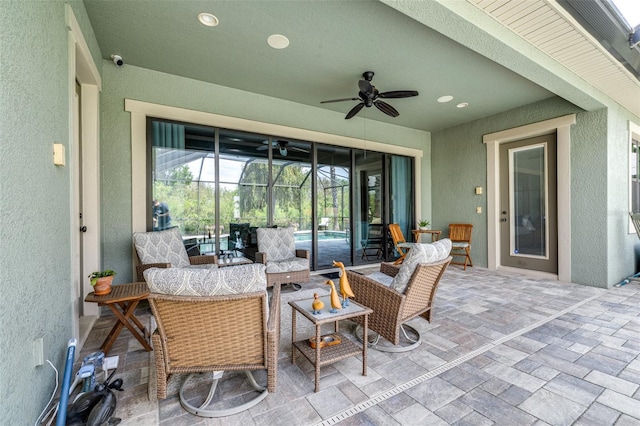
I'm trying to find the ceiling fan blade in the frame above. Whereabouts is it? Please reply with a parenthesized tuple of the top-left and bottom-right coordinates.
(379, 90, 419, 99)
(374, 100, 399, 117)
(321, 97, 360, 104)
(345, 103, 365, 119)
(289, 146, 309, 153)
(358, 79, 372, 95)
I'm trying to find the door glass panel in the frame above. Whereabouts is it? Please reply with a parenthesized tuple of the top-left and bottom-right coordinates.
(151, 121, 215, 255)
(389, 155, 413, 248)
(219, 130, 268, 259)
(316, 145, 351, 268)
(271, 139, 313, 263)
(354, 150, 385, 265)
(511, 144, 546, 258)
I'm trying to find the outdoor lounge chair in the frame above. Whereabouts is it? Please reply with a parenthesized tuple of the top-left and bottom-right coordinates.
(132, 226, 218, 282)
(145, 264, 280, 418)
(256, 227, 310, 289)
(348, 239, 452, 352)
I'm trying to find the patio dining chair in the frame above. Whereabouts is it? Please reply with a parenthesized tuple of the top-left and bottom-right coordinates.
(145, 264, 280, 418)
(348, 239, 452, 352)
(449, 223, 473, 270)
(361, 223, 384, 260)
(132, 226, 218, 282)
(389, 223, 413, 265)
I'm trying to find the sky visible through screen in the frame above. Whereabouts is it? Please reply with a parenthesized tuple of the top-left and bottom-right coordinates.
(611, 0, 640, 28)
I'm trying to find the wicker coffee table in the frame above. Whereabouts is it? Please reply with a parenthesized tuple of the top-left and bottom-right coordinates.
(289, 296, 372, 392)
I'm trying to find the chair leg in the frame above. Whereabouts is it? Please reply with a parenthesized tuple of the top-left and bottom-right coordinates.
(179, 371, 268, 418)
(286, 283, 302, 291)
(353, 324, 422, 353)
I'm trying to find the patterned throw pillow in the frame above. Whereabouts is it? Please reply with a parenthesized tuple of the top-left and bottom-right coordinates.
(257, 227, 296, 262)
(144, 263, 267, 296)
(133, 227, 190, 268)
(390, 239, 452, 293)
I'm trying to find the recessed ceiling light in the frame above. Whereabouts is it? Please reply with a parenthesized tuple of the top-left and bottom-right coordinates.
(456, 102, 469, 108)
(437, 95, 453, 103)
(267, 34, 290, 49)
(198, 13, 219, 27)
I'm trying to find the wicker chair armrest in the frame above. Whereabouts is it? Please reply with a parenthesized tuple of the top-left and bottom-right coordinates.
(266, 283, 281, 392)
(255, 252, 267, 265)
(137, 263, 170, 282)
(347, 270, 404, 313)
(188, 254, 218, 265)
(295, 249, 310, 259)
(267, 283, 281, 334)
(380, 262, 400, 277)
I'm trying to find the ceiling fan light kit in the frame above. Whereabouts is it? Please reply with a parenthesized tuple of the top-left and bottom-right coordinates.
(321, 71, 418, 119)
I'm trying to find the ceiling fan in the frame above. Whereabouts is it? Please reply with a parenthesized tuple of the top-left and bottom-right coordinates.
(321, 71, 419, 119)
(256, 140, 309, 156)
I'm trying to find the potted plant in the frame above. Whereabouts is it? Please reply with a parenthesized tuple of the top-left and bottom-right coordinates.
(417, 219, 430, 230)
(89, 269, 116, 296)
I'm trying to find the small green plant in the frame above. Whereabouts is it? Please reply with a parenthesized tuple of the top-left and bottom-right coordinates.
(417, 219, 430, 227)
(88, 269, 116, 286)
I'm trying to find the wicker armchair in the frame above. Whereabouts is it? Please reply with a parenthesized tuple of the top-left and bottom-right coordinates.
(348, 240, 452, 352)
(133, 227, 217, 282)
(255, 227, 310, 289)
(145, 264, 279, 418)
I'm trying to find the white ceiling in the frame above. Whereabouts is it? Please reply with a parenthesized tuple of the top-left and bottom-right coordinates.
(83, 0, 639, 132)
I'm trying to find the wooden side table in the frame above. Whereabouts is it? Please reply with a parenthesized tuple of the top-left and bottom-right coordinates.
(412, 229, 441, 243)
(85, 282, 152, 354)
(289, 296, 372, 392)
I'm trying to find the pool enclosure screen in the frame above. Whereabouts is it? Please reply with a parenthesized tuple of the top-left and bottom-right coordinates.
(148, 118, 415, 270)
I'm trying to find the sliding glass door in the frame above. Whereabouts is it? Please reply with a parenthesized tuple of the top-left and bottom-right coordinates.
(149, 118, 414, 270)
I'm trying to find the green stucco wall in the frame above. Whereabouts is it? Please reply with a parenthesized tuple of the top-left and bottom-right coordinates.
(432, 97, 636, 287)
(570, 109, 608, 286)
(0, 1, 101, 422)
(606, 106, 639, 284)
(99, 63, 431, 283)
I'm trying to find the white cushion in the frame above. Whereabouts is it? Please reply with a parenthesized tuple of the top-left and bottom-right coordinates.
(257, 227, 296, 262)
(390, 239, 452, 293)
(133, 227, 190, 268)
(265, 257, 309, 273)
(144, 263, 266, 296)
(366, 271, 394, 288)
(451, 242, 469, 248)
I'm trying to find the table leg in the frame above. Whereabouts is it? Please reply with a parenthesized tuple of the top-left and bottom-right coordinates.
(117, 301, 146, 332)
(314, 323, 321, 393)
(363, 314, 368, 377)
(291, 306, 297, 364)
(101, 300, 152, 354)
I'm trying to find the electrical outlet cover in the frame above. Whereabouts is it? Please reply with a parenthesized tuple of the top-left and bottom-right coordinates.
(103, 356, 119, 370)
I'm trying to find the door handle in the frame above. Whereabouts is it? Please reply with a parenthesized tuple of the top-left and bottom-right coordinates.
(500, 218, 507, 222)
(80, 226, 87, 232)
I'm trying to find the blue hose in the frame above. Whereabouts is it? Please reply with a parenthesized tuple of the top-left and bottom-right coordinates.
(56, 338, 77, 426)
